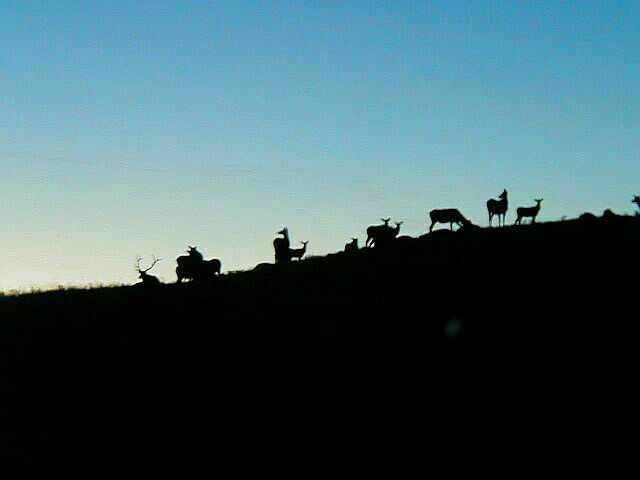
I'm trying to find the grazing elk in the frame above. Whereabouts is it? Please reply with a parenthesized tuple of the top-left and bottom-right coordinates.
(344, 238, 358, 254)
(273, 227, 291, 263)
(136, 255, 162, 286)
(633, 195, 640, 212)
(365, 218, 391, 248)
(289, 241, 309, 261)
(428, 209, 471, 232)
(515, 199, 543, 225)
(487, 189, 508, 227)
(176, 246, 221, 283)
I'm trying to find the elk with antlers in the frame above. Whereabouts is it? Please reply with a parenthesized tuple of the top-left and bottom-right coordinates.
(136, 255, 162, 286)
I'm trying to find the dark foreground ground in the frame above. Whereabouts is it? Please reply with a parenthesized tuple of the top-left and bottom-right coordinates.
(1, 216, 639, 476)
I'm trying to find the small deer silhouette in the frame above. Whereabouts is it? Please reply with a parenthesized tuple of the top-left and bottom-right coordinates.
(365, 218, 391, 248)
(136, 255, 162, 285)
(632, 195, 640, 212)
(289, 241, 309, 261)
(487, 189, 508, 227)
(344, 238, 358, 254)
(374, 221, 403, 248)
(515, 199, 543, 225)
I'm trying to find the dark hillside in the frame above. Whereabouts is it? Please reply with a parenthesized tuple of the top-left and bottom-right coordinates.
(1, 216, 639, 475)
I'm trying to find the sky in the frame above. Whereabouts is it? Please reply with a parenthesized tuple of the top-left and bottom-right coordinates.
(1, 1, 639, 290)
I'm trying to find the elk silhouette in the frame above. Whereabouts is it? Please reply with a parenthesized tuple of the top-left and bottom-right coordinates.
(515, 199, 543, 225)
(136, 255, 162, 285)
(344, 238, 358, 254)
(289, 241, 309, 261)
(365, 218, 391, 248)
(429, 209, 471, 232)
(487, 189, 508, 227)
(176, 246, 221, 283)
(372, 221, 403, 248)
(633, 195, 640, 213)
(273, 227, 291, 263)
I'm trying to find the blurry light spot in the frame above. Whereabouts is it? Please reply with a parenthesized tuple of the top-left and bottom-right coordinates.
(444, 318, 463, 338)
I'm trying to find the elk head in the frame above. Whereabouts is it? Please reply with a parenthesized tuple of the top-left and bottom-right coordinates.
(136, 255, 162, 279)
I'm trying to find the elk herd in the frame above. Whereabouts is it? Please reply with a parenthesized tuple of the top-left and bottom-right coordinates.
(135, 192, 640, 285)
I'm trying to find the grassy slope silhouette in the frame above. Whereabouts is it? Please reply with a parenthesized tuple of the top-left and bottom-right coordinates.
(1, 216, 639, 475)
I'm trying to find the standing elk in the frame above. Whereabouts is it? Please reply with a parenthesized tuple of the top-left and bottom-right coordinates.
(289, 241, 309, 261)
(273, 227, 291, 263)
(136, 255, 162, 285)
(515, 199, 543, 225)
(428, 209, 472, 232)
(633, 195, 640, 212)
(365, 218, 391, 247)
(487, 189, 508, 227)
(176, 246, 221, 283)
(344, 238, 358, 254)
(373, 221, 403, 248)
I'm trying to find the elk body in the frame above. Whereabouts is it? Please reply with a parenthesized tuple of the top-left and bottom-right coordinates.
(428, 209, 471, 232)
(365, 218, 391, 248)
(136, 256, 162, 286)
(633, 196, 640, 212)
(344, 238, 358, 254)
(273, 228, 291, 263)
(289, 241, 309, 261)
(515, 199, 543, 225)
(487, 189, 508, 227)
(175, 246, 221, 283)
(372, 221, 403, 248)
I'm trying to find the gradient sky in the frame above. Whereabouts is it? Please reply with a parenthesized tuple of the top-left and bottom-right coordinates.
(1, 1, 639, 290)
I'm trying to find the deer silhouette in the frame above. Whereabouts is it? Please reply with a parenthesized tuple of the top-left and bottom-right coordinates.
(176, 247, 221, 282)
(515, 199, 543, 225)
(633, 196, 640, 213)
(273, 227, 291, 263)
(344, 238, 358, 254)
(429, 209, 471, 232)
(136, 255, 162, 286)
(373, 221, 403, 248)
(365, 218, 391, 248)
(487, 189, 508, 227)
(289, 241, 309, 261)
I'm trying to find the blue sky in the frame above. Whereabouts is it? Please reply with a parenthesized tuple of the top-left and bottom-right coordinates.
(1, 1, 638, 289)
